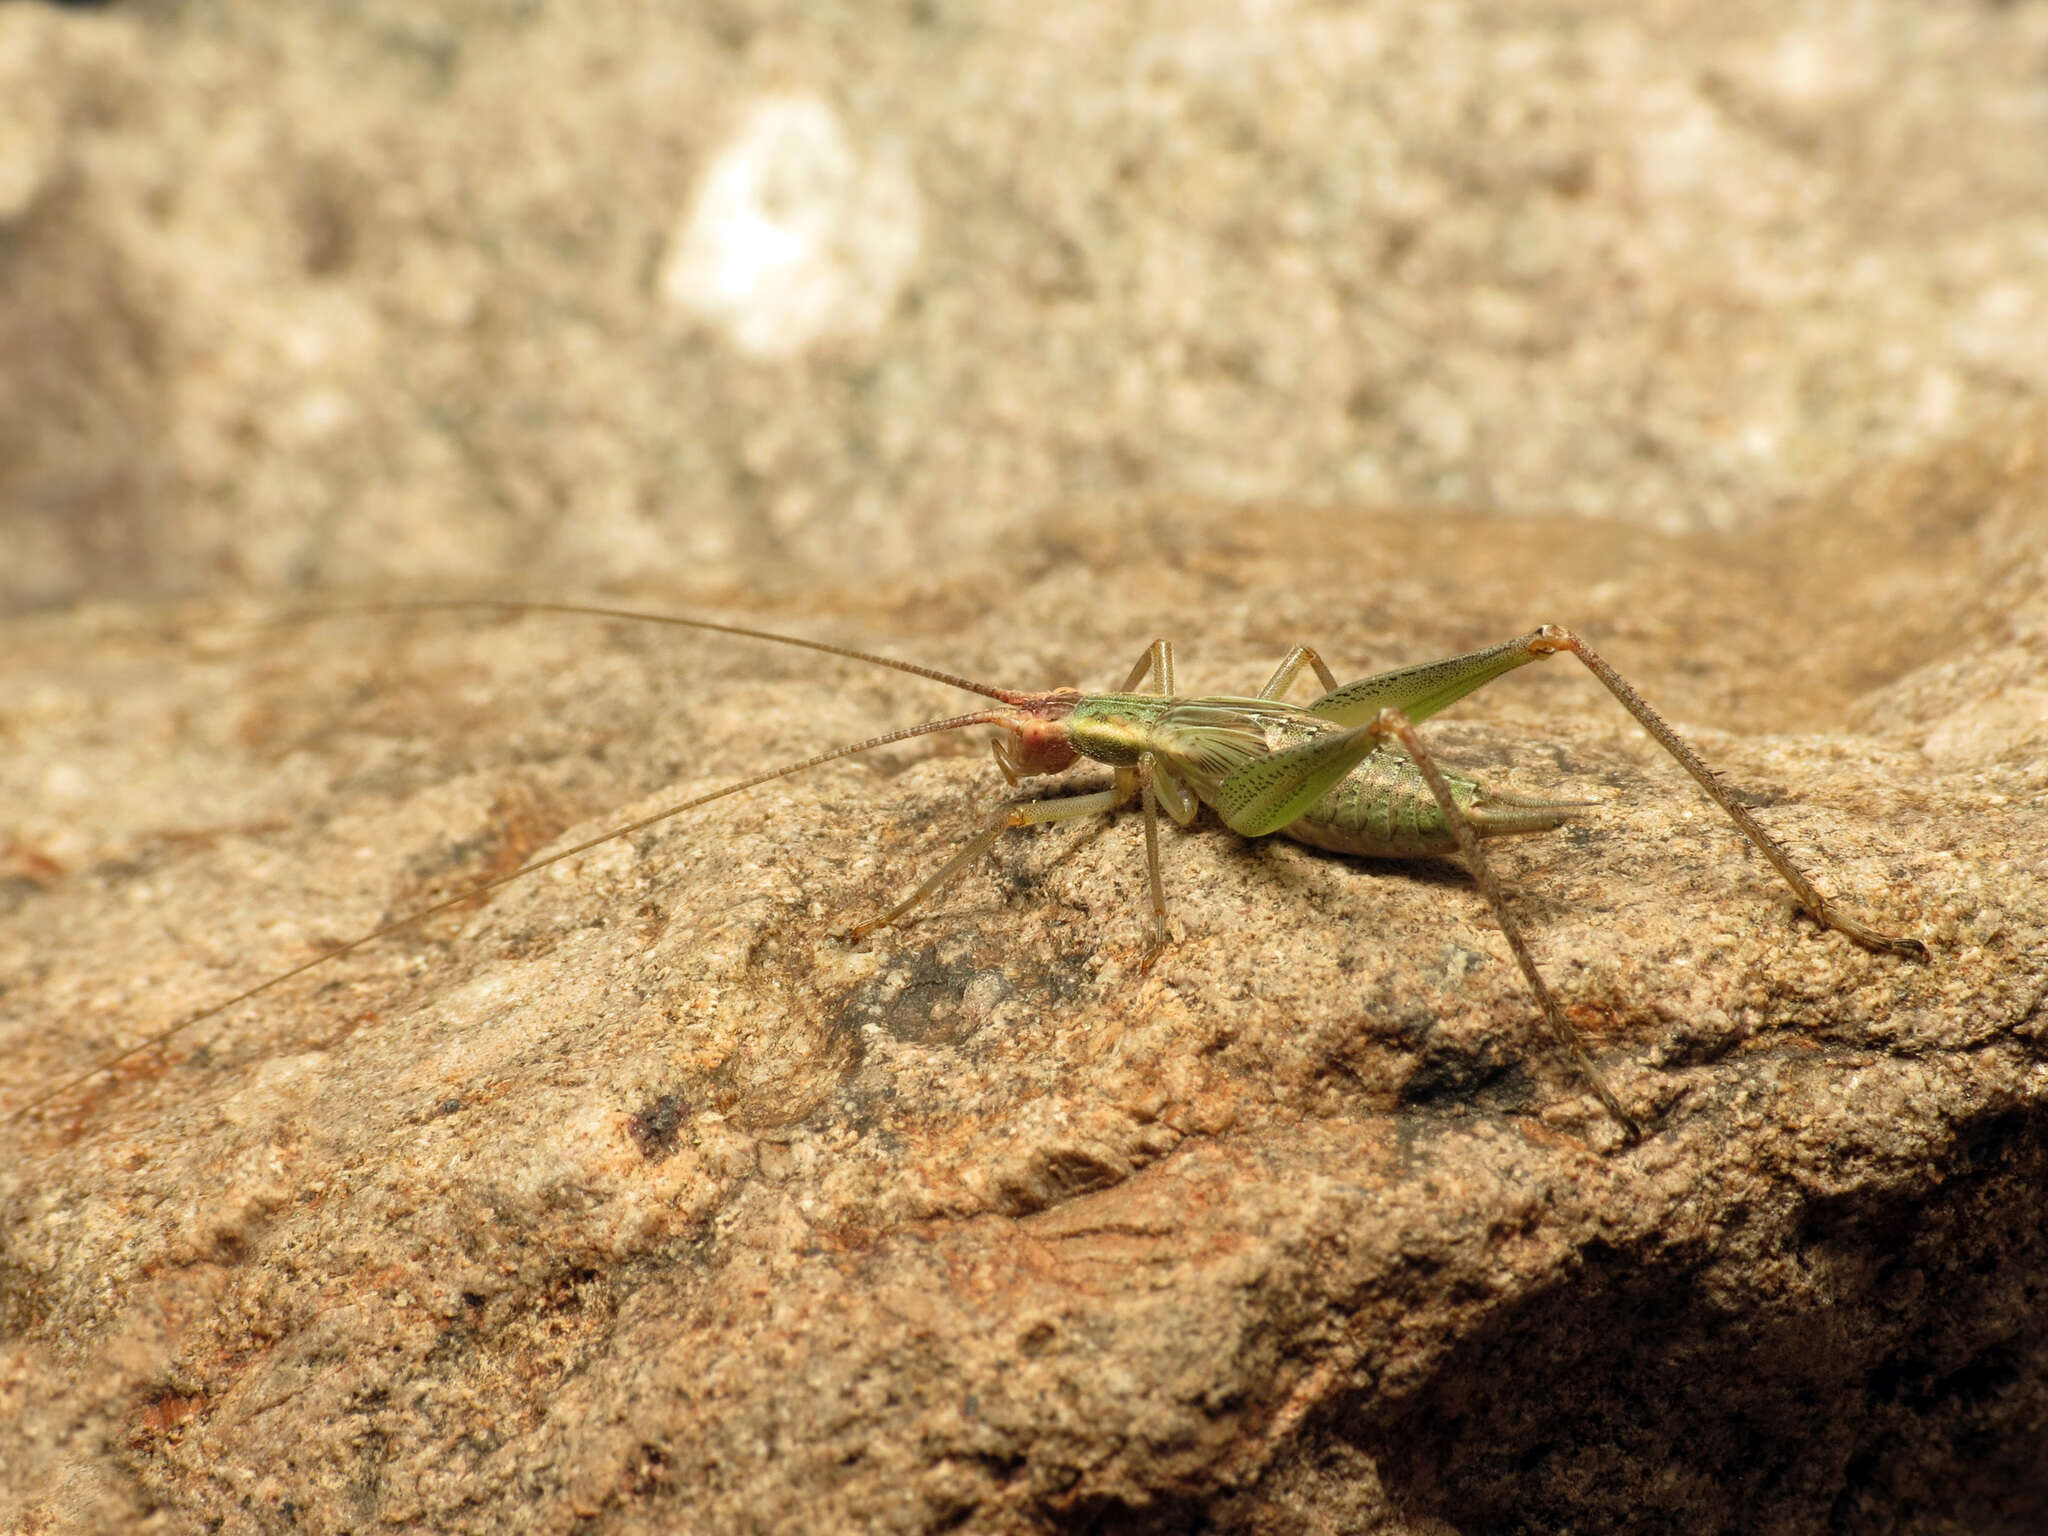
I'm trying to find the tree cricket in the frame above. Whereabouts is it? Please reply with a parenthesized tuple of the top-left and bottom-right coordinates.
(4, 602, 1928, 1143)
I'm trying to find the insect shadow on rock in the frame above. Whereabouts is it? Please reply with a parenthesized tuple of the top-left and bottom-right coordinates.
(7, 602, 1929, 1144)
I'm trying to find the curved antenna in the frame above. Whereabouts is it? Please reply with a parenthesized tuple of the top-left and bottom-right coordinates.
(5, 710, 1006, 1128)
(267, 599, 1035, 704)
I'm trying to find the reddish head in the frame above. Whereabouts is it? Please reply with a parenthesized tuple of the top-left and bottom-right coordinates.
(988, 687, 1083, 780)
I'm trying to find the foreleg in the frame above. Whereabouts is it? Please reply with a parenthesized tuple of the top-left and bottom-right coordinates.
(846, 780, 1137, 941)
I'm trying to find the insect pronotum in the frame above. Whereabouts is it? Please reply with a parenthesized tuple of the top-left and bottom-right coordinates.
(6, 602, 1927, 1143)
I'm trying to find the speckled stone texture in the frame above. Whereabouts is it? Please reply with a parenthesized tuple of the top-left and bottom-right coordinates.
(7, 0, 2048, 1529)
(4, 415, 2046, 1533)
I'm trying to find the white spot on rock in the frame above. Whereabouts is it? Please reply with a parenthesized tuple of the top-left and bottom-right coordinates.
(661, 95, 923, 359)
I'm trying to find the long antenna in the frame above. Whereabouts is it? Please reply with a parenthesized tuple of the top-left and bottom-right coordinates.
(268, 599, 1034, 703)
(5, 710, 1007, 1127)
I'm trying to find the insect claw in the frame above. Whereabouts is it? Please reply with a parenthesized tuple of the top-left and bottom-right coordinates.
(1858, 929, 1930, 960)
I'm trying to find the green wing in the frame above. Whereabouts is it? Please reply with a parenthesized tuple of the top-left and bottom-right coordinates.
(1147, 698, 1309, 785)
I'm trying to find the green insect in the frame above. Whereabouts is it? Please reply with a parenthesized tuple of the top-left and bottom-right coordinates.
(6, 603, 1927, 1141)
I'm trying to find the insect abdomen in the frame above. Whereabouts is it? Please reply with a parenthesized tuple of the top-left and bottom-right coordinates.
(1284, 751, 1576, 858)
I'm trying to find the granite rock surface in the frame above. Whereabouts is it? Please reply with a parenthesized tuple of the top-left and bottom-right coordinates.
(4, 418, 2046, 1533)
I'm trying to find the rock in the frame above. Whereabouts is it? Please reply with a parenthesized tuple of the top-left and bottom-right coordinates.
(4, 415, 2046, 1533)
(5, 0, 2048, 608)
(7, 1, 2047, 1527)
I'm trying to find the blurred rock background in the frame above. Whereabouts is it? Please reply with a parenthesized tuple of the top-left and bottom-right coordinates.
(3, 0, 2045, 611)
